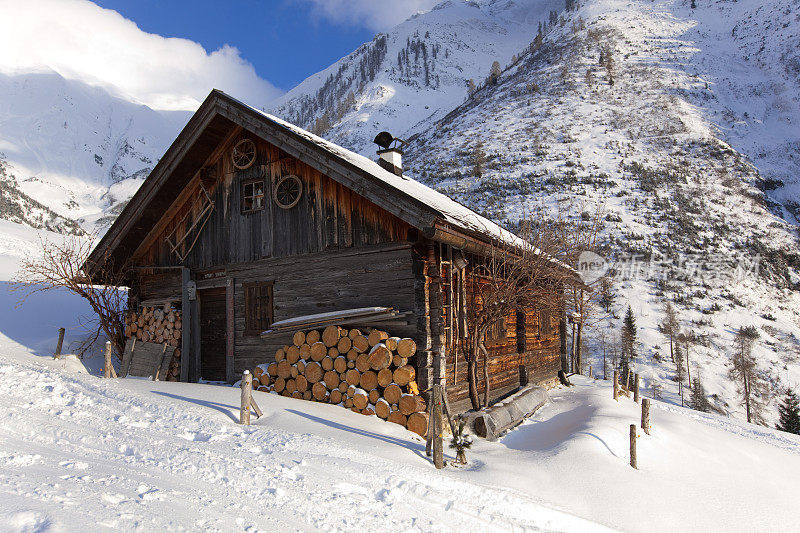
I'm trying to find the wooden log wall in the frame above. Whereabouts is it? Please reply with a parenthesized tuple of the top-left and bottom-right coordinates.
(226, 243, 418, 377)
(444, 275, 562, 406)
(134, 134, 413, 270)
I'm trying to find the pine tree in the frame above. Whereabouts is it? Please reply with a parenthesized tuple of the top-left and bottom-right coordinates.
(618, 352, 630, 385)
(729, 326, 768, 424)
(467, 79, 477, 99)
(489, 60, 502, 85)
(598, 277, 615, 313)
(622, 305, 637, 362)
(674, 344, 686, 406)
(776, 389, 800, 435)
(450, 419, 473, 464)
(660, 302, 679, 363)
(473, 142, 486, 178)
(689, 376, 710, 412)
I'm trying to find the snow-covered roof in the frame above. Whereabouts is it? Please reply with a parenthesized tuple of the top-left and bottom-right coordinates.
(233, 96, 529, 250)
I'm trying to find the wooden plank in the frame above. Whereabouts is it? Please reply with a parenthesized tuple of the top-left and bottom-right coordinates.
(180, 268, 191, 382)
(124, 341, 175, 378)
(121, 338, 136, 378)
(226, 277, 235, 383)
(191, 297, 201, 382)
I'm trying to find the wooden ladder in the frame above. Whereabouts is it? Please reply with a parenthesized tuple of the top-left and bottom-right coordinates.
(165, 183, 215, 262)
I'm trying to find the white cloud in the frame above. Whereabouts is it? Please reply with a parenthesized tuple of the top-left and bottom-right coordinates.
(298, 0, 441, 31)
(0, 0, 282, 111)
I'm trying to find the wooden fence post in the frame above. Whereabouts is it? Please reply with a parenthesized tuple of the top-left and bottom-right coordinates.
(641, 399, 651, 435)
(104, 341, 117, 378)
(613, 370, 619, 400)
(240, 371, 252, 425)
(633, 373, 640, 403)
(588, 364, 592, 379)
(54, 328, 65, 359)
(433, 384, 444, 469)
(629, 424, 637, 469)
(625, 370, 631, 392)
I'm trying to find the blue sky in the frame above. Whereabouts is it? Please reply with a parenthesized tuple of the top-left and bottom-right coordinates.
(1, 0, 438, 110)
(92, 1, 377, 91)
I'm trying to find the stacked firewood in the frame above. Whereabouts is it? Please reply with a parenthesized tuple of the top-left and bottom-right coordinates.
(124, 306, 182, 381)
(253, 326, 429, 436)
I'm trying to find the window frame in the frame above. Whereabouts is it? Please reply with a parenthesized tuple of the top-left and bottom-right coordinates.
(243, 281, 274, 336)
(240, 178, 266, 214)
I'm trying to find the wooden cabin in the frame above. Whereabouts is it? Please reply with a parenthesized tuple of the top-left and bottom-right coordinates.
(87, 90, 571, 408)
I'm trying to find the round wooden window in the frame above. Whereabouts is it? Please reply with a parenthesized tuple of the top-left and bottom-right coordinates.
(231, 139, 256, 170)
(273, 175, 303, 209)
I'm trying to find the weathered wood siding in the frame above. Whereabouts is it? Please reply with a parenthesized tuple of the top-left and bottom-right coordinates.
(225, 243, 417, 375)
(444, 280, 561, 405)
(136, 269, 182, 302)
(134, 135, 412, 269)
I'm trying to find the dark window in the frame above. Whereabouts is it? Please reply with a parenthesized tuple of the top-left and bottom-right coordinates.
(539, 309, 552, 337)
(241, 179, 265, 213)
(244, 281, 273, 335)
(516, 309, 527, 353)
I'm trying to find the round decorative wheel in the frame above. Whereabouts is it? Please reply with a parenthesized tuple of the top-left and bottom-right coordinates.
(273, 175, 303, 209)
(231, 139, 256, 170)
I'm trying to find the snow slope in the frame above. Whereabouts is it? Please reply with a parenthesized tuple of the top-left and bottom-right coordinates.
(1, 336, 798, 532)
(0, 70, 189, 228)
(391, 0, 800, 426)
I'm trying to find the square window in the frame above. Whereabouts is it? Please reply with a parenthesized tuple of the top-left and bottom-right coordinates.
(241, 179, 265, 213)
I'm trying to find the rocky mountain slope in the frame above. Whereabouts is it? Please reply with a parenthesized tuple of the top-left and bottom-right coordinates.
(272, 0, 800, 424)
(271, 0, 565, 151)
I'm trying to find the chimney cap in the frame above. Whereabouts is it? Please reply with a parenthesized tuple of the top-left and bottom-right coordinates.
(373, 131, 407, 150)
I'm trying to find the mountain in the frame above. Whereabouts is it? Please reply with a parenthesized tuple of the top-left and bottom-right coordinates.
(271, 0, 800, 425)
(0, 70, 190, 230)
(271, 0, 565, 153)
(1, 0, 797, 425)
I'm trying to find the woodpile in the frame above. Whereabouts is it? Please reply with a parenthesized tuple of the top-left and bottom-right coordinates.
(253, 325, 428, 436)
(124, 305, 182, 382)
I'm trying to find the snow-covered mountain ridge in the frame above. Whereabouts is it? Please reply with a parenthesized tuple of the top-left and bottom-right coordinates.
(271, 0, 564, 151)
(0, 70, 189, 229)
(272, 0, 800, 425)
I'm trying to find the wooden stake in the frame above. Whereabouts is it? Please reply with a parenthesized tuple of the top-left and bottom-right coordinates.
(240, 371, 252, 425)
(625, 370, 631, 392)
(54, 327, 65, 359)
(250, 397, 263, 418)
(104, 341, 113, 378)
(432, 384, 444, 469)
(613, 370, 619, 400)
(641, 398, 651, 435)
(588, 364, 592, 379)
(633, 373, 640, 403)
(630, 424, 637, 469)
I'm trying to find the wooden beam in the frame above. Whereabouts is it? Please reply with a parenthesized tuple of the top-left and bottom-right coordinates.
(226, 277, 235, 383)
(180, 267, 191, 382)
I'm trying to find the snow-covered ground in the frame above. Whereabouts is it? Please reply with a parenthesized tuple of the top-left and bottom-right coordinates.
(1, 323, 798, 531)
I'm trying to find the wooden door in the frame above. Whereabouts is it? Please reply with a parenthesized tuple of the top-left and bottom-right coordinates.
(199, 287, 227, 381)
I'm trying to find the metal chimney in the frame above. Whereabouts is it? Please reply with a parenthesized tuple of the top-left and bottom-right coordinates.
(373, 131, 407, 176)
